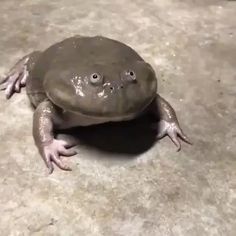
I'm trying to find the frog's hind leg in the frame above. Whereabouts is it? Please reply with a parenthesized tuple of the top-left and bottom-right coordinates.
(0, 51, 41, 99)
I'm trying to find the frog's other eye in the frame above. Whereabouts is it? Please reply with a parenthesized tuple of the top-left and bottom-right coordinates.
(123, 70, 136, 82)
(90, 73, 103, 85)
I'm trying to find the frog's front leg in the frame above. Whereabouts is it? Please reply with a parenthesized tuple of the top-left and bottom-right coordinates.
(150, 94, 192, 151)
(33, 101, 77, 173)
(0, 51, 41, 99)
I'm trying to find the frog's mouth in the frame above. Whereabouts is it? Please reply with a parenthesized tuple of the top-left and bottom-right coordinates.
(48, 91, 153, 122)
(72, 110, 142, 121)
(59, 101, 152, 125)
(47, 85, 156, 122)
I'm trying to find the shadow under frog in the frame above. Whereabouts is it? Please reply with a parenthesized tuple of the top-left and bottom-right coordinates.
(57, 114, 157, 158)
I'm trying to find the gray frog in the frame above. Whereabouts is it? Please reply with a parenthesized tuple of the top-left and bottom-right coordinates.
(0, 36, 191, 173)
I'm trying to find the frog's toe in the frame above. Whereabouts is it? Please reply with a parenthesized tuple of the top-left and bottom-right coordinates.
(156, 120, 192, 151)
(4, 74, 21, 98)
(44, 153, 72, 174)
(59, 148, 77, 157)
(3, 74, 21, 98)
(49, 154, 72, 173)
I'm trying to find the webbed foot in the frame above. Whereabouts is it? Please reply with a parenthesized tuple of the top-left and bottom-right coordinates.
(41, 139, 77, 174)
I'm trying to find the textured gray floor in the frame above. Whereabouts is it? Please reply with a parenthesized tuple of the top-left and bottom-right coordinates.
(0, 0, 236, 235)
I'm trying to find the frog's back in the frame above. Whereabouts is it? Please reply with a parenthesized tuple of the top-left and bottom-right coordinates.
(38, 35, 143, 69)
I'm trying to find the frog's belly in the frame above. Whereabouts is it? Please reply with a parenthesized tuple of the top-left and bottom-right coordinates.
(58, 110, 138, 129)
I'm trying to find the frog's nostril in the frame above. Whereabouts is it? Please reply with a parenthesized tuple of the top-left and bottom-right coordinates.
(120, 85, 124, 89)
(110, 87, 114, 90)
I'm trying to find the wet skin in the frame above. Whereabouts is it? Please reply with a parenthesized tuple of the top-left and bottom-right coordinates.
(0, 36, 191, 173)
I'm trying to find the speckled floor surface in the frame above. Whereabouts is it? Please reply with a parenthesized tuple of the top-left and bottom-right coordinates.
(0, 0, 235, 235)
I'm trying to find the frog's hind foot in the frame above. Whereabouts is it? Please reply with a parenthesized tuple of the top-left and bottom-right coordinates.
(0, 55, 31, 99)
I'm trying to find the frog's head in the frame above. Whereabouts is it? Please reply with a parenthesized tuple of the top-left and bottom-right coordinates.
(45, 61, 157, 120)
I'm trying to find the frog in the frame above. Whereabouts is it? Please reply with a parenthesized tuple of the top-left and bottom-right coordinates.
(0, 35, 191, 173)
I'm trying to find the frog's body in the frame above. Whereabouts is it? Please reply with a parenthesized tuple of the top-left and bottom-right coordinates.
(27, 36, 157, 127)
(0, 35, 191, 173)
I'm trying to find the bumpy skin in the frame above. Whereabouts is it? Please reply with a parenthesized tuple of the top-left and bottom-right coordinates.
(0, 36, 191, 173)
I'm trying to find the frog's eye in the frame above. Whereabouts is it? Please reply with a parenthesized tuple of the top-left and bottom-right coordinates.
(90, 73, 103, 85)
(123, 70, 136, 82)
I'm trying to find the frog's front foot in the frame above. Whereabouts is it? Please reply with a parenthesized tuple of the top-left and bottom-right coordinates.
(41, 139, 77, 174)
(150, 94, 192, 151)
(0, 56, 30, 99)
(156, 120, 192, 151)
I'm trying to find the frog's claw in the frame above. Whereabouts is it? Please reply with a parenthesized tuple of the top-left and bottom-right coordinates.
(156, 120, 192, 151)
(0, 56, 29, 99)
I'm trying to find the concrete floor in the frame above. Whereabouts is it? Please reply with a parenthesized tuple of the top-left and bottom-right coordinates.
(0, 0, 236, 235)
